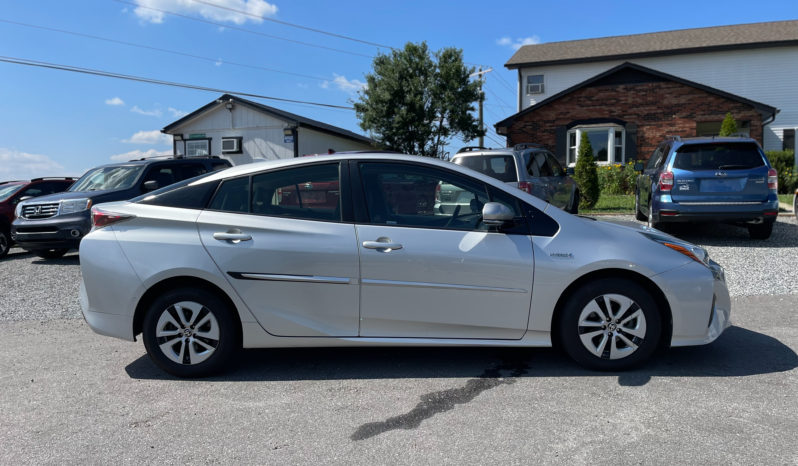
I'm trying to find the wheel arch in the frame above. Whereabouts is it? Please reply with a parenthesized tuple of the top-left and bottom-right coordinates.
(549, 268, 673, 350)
(133, 276, 244, 344)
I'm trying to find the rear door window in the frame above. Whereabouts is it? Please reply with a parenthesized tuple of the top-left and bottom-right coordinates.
(177, 164, 207, 181)
(143, 165, 177, 189)
(453, 155, 518, 182)
(672, 143, 765, 170)
(211, 161, 231, 171)
(534, 153, 553, 176)
(251, 163, 341, 222)
(546, 153, 565, 176)
(208, 177, 250, 213)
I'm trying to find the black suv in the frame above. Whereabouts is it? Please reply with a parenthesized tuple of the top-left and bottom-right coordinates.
(11, 156, 231, 258)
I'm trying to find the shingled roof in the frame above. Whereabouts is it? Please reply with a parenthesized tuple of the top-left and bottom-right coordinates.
(505, 20, 798, 69)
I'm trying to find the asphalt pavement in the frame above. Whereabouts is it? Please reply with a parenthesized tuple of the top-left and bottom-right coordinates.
(1, 217, 797, 464)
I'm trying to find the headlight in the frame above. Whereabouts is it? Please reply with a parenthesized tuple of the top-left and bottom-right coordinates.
(640, 232, 710, 267)
(60, 198, 92, 214)
(15, 202, 24, 218)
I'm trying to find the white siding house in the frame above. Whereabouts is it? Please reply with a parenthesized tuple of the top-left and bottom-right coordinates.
(503, 20, 798, 156)
(163, 94, 374, 166)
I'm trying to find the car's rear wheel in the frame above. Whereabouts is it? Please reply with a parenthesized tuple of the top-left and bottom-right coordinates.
(32, 248, 69, 259)
(646, 201, 668, 231)
(793, 193, 797, 221)
(0, 227, 10, 259)
(748, 221, 773, 240)
(142, 287, 239, 378)
(558, 277, 662, 371)
(635, 190, 647, 222)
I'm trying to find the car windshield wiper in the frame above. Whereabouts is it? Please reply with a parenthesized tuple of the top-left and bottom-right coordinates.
(717, 165, 752, 170)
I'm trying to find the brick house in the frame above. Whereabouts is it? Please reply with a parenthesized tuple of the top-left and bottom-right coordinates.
(495, 20, 797, 167)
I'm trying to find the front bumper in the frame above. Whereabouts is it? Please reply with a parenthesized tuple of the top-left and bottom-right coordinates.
(11, 213, 91, 250)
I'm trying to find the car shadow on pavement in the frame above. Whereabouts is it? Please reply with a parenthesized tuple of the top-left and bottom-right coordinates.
(663, 219, 797, 248)
(124, 326, 797, 387)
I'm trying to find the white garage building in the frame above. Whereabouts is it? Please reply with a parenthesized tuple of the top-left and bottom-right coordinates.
(161, 94, 375, 165)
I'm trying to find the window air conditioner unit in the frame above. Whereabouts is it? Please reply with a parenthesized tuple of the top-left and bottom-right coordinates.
(222, 138, 239, 153)
(527, 83, 544, 94)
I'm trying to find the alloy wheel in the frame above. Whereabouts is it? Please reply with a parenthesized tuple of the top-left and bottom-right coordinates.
(577, 294, 647, 360)
(155, 301, 220, 365)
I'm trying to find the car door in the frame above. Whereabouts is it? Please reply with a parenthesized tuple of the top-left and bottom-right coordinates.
(545, 153, 571, 209)
(532, 152, 556, 204)
(196, 162, 361, 337)
(640, 143, 667, 210)
(353, 161, 535, 340)
(521, 152, 549, 202)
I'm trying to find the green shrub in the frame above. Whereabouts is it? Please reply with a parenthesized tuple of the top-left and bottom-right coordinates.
(719, 112, 737, 136)
(765, 149, 797, 194)
(597, 160, 642, 195)
(574, 136, 600, 208)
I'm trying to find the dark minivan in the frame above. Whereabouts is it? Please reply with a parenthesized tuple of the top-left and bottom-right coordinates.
(12, 156, 231, 258)
(634, 136, 779, 239)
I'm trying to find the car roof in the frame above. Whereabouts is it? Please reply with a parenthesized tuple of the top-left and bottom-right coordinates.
(91, 157, 224, 170)
(672, 136, 760, 145)
(452, 150, 518, 157)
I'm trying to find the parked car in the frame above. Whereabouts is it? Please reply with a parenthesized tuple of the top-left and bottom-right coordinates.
(12, 156, 231, 259)
(794, 188, 797, 221)
(0, 177, 77, 258)
(634, 135, 779, 239)
(78, 153, 729, 378)
(450, 144, 579, 214)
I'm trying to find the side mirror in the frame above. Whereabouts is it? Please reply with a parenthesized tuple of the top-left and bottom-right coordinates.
(634, 163, 644, 172)
(565, 167, 575, 176)
(482, 202, 514, 226)
(143, 180, 159, 191)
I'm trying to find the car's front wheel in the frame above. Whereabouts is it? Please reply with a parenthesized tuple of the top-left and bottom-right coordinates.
(0, 227, 10, 259)
(32, 248, 70, 259)
(558, 277, 662, 371)
(142, 287, 239, 378)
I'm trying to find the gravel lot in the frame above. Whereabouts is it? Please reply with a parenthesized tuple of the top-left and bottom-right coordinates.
(0, 216, 796, 464)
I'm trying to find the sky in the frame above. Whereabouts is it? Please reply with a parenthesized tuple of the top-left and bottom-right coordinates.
(1, 0, 796, 180)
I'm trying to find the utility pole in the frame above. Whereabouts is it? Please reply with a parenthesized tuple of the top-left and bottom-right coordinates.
(469, 67, 492, 148)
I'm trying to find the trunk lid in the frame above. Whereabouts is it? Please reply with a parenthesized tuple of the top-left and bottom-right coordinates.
(669, 142, 769, 203)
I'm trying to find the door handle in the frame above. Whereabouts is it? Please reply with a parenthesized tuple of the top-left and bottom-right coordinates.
(213, 230, 252, 242)
(362, 240, 403, 250)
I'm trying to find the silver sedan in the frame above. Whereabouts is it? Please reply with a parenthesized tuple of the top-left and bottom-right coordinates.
(79, 153, 731, 377)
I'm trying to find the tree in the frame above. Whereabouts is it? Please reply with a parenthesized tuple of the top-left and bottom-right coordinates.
(574, 135, 600, 209)
(719, 112, 738, 136)
(353, 42, 485, 158)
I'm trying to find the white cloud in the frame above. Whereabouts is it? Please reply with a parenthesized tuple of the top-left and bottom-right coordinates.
(0, 148, 68, 180)
(215, 59, 223, 66)
(320, 74, 366, 94)
(110, 149, 172, 161)
(168, 107, 189, 118)
(132, 0, 278, 25)
(131, 106, 162, 117)
(105, 97, 125, 106)
(122, 130, 172, 145)
(497, 36, 542, 50)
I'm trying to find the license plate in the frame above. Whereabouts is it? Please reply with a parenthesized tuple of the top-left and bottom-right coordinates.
(701, 179, 745, 192)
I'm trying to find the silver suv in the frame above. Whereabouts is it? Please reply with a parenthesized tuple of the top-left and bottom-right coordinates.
(448, 144, 579, 214)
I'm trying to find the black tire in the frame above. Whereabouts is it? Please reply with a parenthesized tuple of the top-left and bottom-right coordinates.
(748, 221, 773, 240)
(142, 286, 239, 378)
(0, 227, 10, 259)
(634, 190, 647, 222)
(646, 200, 667, 231)
(793, 194, 797, 221)
(558, 277, 662, 371)
(569, 190, 579, 215)
(33, 248, 69, 259)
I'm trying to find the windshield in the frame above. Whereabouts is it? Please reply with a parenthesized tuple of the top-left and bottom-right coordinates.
(70, 166, 144, 192)
(0, 184, 25, 202)
(453, 155, 518, 182)
(672, 143, 765, 170)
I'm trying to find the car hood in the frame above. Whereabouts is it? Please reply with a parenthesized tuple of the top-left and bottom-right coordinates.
(20, 189, 133, 205)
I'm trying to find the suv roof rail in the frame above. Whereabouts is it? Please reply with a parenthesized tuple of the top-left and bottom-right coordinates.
(665, 135, 682, 142)
(30, 177, 78, 182)
(0, 180, 27, 185)
(513, 143, 544, 151)
(729, 132, 750, 138)
(457, 146, 488, 153)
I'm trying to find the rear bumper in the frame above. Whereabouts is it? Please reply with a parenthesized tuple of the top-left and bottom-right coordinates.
(11, 213, 91, 250)
(655, 195, 779, 224)
(80, 280, 136, 342)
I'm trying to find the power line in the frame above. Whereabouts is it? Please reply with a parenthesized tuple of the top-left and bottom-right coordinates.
(490, 69, 517, 95)
(0, 55, 355, 110)
(484, 81, 514, 109)
(110, 0, 373, 58)
(185, 0, 393, 49)
(0, 19, 353, 85)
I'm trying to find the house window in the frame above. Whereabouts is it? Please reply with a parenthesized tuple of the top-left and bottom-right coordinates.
(186, 140, 209, 157)
(526, 75, 544, 94)
(566, 127, 625, 166)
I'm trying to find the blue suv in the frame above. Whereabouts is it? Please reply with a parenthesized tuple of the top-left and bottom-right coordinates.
(634, 135, 779, 239)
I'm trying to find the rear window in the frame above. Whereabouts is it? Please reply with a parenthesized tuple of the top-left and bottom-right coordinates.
(672, 143, 765, 170)
(453, 155, 518, 182)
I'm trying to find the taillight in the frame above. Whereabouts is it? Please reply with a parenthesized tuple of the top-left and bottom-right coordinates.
(659, 171, 674, 191)
(767, 168, 778, 190)
(91, 207, 135, 229)
(518, 181, 532, 194)
(435, 184, 441, 202)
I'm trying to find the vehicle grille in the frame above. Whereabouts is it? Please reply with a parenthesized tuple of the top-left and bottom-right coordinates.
(21, 203, 60, 219)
